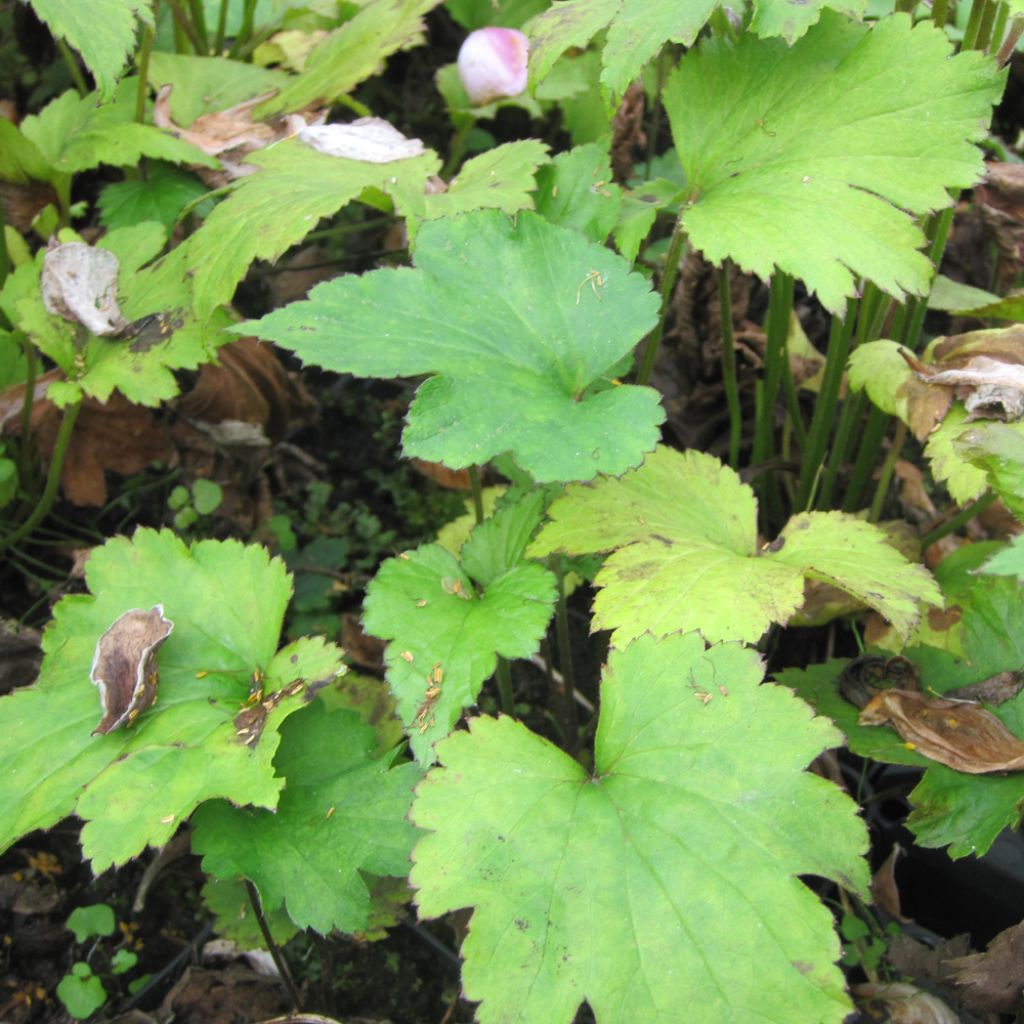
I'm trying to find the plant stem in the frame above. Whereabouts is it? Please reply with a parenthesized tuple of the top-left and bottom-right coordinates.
(636, 215, 687, 386)
(15, 332, 38, 493)
(495, 658, 515, 716)
(550, 559, 577, 722)
(244, 880, 302, 1011)
(961, 0, 989, 49)
(932, 0, 949, 27)
(717, 264, 742, 469)
(997, 15, 1024, 65)
(164, 0, 207, 54)
(134, 11, 157, 124)
(975, 0, 998, 51)
(467, 465, 485, 524)
(988, 0, 1009, 54)
(214, 0, 231, 52)
(0, 400, 80, 555)
(55, 38, 89, 95)
(795, 299, 858, 512)
(868, 420, 907, 523)
(643, 52, 668, 178)
(187, 0, 209, 52)
(919, 491, 998, 549)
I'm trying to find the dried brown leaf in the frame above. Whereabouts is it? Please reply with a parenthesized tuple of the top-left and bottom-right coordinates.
(859, 687, 1024, 773)
(945, 919, 1024, 1013)
(91, 606, 174, 735)
(41, 239, 129, 336)
(850, 982, 959, 1024)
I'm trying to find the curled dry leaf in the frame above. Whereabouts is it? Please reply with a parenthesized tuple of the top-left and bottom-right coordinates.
(41, 240, 129, 337)
(899, 326, 1024, 436)
(850, 982, 959, 1024)
(859, 687, 1024, 774)
(153, 85, 326, 186)
(298, 118, 425, 163)
(945, 919, 1024, 1014)
(90, 606, 174, 735)
(975, 162, 1024, 292)
(870, 843, 910, 923)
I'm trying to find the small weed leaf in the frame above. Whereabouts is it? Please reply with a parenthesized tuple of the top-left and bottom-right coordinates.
(247, 210, 663, 482)
(192, 701, 421, 935)
(0, 529, 345, 872)
(529, 446, 940, 646)
(411, 634, 869, 1024)
(25, 0, 153, 100)
(365, 495, 557, 763)
(528, 0, 866, 107)
(666, 13, 1005, 313)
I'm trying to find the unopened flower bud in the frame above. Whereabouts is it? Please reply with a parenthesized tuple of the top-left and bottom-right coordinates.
(457, 28, 529, 106)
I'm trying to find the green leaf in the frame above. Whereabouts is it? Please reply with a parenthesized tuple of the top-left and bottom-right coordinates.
(530, 446, 940, 645)
(0, 118, 54, 184)
(66, 904, 116, 943)
(460, 491, 547, 588)
(924, 406, 990, 504)
(927, 274, 999, 313)
(201, 878, 299, 950)
(665, 13, 1004, 313)
(57, 969, 107, 1020)
(979, 534, 1024, 581)
(192, 478, 223, 516)
(446, 0, 549, 28)
(411, 634, 868, 1024)
(246, 211, 663, 482)
(27, 0, 152, 99)
(847, 339, 910, 422)
(98, 163, 210, 232)
(147, 52, 290, 126)
(363, 542, 557, 764)
(192, 701, 421, 935)
(0, 529, 345, 871)
(956, 421, 1024, 519)
(20, 84, 218, 178)
(256, 0, 440, 116)
(161, 138, 438, 319)
(395, 141, 550, 225)
(534, 143, 622, 243)
(528, 0, 867, 106)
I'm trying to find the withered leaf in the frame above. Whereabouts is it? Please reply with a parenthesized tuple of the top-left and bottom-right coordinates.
(945, 919, 1024, 1014)
(859, 687, 1024, 774)
(233, 678, 305, 747)
(41, 240, 129, 337)
(90, 606, 174, 735)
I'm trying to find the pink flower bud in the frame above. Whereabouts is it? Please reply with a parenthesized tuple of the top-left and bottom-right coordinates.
(457, 28, 529, 106)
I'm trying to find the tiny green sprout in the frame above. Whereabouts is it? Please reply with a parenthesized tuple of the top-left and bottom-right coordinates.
(66, 904, 116, 944)
(56, 962, 108, 1019)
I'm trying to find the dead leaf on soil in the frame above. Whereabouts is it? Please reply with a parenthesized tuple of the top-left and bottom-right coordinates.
(945, 919, 1024, 1014)
(870, 844, 910, 923)
(859, 687, 1024, 774)
(90, 605, 174, 734)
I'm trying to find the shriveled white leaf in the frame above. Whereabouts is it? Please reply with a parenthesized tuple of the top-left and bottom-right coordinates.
(41, 241, 128, 337)
(298, 118, 426, 163)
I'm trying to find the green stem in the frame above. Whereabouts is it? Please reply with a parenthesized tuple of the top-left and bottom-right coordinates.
(55, 38, 89, 95)
(0, 401, 80, 555)
(818, 391, 864, 510)
(919, 491, 998, 549)
(717, 264, 742, 469)
(214, 0, 231, 52)
(752, 272, 795, 468)
(643, 52, 668, 178)
(244, 881, 302, 1011)
(932, 0, 949, 27)
(551, 559, 577, 717)
(187, 0, 209, 51)
(495, 658, 515, 716)
(467, 465, 485, 524)
(227, 0, 259, 57)
(164, 0, 207, 54)
(795, 299, 858, 512)
(868, 420, 907, 523)
(961, 0, 989, 49)
(134, 11, 157, 124)
(975, 0, 998, 50)
(988, 0, 1009, 54)
(636, 215, 687, 386)
(843, 406, 890, 512)
(16, 332, 38, 492)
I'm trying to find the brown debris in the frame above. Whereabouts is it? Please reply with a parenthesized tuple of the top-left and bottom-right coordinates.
(974, 162, 1024, 293)
(945, 919, 1024, 1014)
(610, 82, 646, 182)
